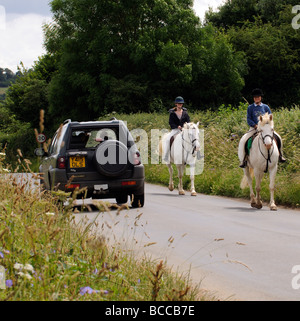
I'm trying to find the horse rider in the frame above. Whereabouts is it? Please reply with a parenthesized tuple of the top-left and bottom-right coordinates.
(238, 88, 286, 168)
(163, 96, 191, 162)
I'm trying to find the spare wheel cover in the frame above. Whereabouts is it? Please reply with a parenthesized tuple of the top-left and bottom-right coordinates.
(94, 140, 128, 176)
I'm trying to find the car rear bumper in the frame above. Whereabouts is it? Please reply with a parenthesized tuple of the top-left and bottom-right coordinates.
(51, 165, 145, 198)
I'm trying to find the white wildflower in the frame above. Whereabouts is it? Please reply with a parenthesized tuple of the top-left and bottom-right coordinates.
(14, 263, 24, 270)
(24, 264, 34, 273)
(17, 271, 32, 280)
(45, 212, 55, 216)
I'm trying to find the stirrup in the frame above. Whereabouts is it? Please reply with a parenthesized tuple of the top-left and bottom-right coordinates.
(279, 155, 286, 163)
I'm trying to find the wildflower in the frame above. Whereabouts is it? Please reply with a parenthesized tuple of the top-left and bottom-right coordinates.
(24, 264, 34, 273)
(6, 279, 13, 288)
(79, 286, 100, 295)
(14, 263, 24, 270)
(0, 252, 4, 259)
(45, 212, 55, 216)
(17, 271, 32, 280)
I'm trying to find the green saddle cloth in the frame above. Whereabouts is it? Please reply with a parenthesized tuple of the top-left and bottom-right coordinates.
(246, 136, 253, 155)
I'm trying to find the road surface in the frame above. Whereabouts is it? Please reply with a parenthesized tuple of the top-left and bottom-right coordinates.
(73, 182, 300, 301)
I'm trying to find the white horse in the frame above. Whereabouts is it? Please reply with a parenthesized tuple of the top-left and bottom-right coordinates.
(240, 113, 279, 211)
(160, 122, 201, 196)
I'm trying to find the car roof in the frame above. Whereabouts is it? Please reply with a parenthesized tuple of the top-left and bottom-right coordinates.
(64, 118, 125, 128)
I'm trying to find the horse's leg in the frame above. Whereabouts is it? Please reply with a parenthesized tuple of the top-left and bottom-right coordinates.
(190, 164, 197, 196)
(254, 169, 263, 209)
(269, 165, 278, 211)
(167, 163, 174, 191)
(177, 165, 185, 195)
(244, 167, 256, 207)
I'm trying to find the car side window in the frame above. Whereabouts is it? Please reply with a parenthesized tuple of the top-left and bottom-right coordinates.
(48, 133, 58, 155)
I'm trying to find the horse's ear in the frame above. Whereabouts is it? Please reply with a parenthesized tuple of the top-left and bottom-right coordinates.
(196, 121, 199, 127)
(269, 114, 273, 121)
(259, 115, 263, 122)
(184, 122, 188, 129)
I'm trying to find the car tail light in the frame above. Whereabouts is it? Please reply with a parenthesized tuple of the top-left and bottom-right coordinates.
(65, 183, 80, 190)
(133, 151, 141, 166)
(57, 156, 66, 169)
(122, 181, 136, 186)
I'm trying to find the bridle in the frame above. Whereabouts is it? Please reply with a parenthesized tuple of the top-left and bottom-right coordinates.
(181, 127, 199, 159)
(257, 128, 275, 173)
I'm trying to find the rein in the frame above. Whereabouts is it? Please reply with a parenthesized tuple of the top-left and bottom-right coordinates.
(257, 131, 275, 173)
(181, 130, 198, 163)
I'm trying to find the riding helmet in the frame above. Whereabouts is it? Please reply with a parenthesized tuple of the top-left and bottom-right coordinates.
(175, 96, 185, 104)
(252, 88, 263, 97)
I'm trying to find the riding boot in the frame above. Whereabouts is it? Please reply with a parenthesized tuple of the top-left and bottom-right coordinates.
(279, 154, 286, 163)
(239, 157, 247, 168)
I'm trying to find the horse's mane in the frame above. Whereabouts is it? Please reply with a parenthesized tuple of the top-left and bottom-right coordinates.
(258, 113, 274, 129)
(183, 122, 198, 129)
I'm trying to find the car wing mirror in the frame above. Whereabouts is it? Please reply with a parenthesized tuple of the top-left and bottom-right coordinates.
(34, 148, 48, 157)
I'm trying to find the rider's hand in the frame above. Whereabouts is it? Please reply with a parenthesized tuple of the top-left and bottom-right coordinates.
(178, 126, 182, 130)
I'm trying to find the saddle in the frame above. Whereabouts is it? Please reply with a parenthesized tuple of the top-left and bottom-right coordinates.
(245, 132, 258, 155)
(170, 132, 180, 149)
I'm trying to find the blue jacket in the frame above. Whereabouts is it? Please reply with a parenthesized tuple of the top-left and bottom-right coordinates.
(247, 103, 272, 127)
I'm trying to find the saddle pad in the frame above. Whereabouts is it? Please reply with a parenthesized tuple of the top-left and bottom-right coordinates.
(246, 137, 253, 155)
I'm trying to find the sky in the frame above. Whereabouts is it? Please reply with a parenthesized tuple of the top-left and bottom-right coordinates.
(0, 0, 224, 73)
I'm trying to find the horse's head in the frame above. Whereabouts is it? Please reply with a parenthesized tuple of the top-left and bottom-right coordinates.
(257, 113, 274, 150)
(183, 122, 200, 153)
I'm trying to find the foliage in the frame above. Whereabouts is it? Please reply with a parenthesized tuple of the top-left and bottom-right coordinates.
(0, 102, 34, 162)
(98, 106, 300, 207)
(4, 64, 48, 127)
(0, 155, 204, 301)
(41, 0, 246, 122)
(205, 0, 300, 107)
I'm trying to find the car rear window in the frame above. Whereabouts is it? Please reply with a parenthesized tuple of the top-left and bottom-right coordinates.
(68, 128, 118, 149)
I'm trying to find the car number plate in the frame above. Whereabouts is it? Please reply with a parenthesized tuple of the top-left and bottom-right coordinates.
(94, 184, 108, 191)
(70, 156, 86, 168)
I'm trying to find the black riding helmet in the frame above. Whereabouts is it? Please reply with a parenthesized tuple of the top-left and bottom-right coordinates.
(252, 88, 263, 97)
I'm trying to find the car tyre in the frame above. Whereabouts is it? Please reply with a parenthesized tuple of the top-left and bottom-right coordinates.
(116, 194, 128, 204)
(131, 193, 144, 208)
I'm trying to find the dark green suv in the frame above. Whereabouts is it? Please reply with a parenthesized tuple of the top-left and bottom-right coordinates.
(37, 118, 145, 207)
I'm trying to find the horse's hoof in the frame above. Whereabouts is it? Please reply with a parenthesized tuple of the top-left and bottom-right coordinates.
(168, 185, 174, 191)
(270, 205, 277, 211)
(251, 202, 262, 209)
(191, 192, 197, 196)
(179, 191, 185, 195)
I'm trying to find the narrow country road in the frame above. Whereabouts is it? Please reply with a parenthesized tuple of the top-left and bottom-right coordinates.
(74, 183, 300, 301)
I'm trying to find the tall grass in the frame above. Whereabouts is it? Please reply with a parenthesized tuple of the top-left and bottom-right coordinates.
(100, 104, 300, 207)
(0, 154, 205, 301)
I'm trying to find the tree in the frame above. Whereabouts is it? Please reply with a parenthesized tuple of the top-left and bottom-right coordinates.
(4, 64, 48, 127)
(43, 0, 246, 120)
(206, 0, 300, 106)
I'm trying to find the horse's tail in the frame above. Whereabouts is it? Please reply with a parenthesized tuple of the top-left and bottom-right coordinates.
(240, 167, 254, 189)
(158, 139, 163, 156)
(159, 133, 167, 156)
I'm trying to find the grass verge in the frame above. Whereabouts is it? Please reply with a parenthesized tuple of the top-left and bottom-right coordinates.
(0, 154, 207, 301)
